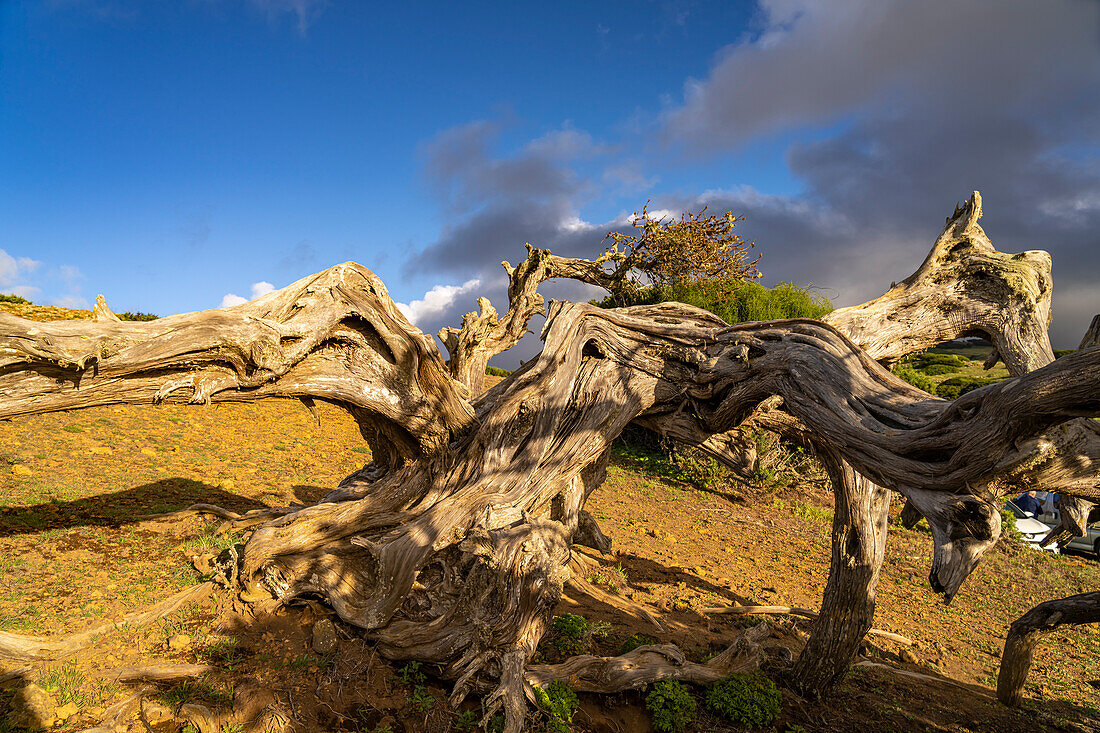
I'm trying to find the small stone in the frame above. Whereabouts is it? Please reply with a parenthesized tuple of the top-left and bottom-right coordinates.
(167, 634, 192, 651)
(10, 683, 57, 729)
(191, 553, 215, 574)
(900, 648, 919, 665)
(55, 701, 79, 720)
(311, 619, 338, 655)
(12, 464, 32, 476)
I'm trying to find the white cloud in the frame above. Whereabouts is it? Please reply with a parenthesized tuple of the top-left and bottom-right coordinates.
(250, 281, 275, 298)
(51, 295, 90, 309)
(220, 293, 249, 308)
(396, 279, 482, 326)
(221, 280, 277, 308)
(0, 249, 41, 290)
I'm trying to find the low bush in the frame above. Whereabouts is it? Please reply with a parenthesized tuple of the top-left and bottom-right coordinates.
(891, 364, 936, 394)
(917, 353, 969, 367)
(117, 311, 159, 321)
(936, 376, 1000, 400)
(0, 293, 30, 305)
(593, 279, 832, 324)
(550, 613, 590, 656)
(921, 363, 960, 376)
(619, 633, 657, 654)
(646, 679, 696, 732)
(534, 680, 578, 733)
(704, 672, 781, 728)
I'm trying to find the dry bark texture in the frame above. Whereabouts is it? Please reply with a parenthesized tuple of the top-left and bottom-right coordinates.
(2, 193, 1099, 730)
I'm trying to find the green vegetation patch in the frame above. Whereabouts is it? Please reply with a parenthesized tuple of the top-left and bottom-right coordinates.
(646, 679, 697, 732)
(550, 613, 590, 656)
(935, 375, 1001, 400)
(619, 632, 657, 654)
(0, 293, 30, 304)
(595, 279, 832, 324)
(704, 671, 781, 728)
(534, 680, 578, 733)
(117, 311, 159, 321)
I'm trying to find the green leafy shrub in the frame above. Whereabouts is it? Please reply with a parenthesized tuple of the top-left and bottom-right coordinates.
(550, 613, 590, 656)
(534, 680, 578, 733)
(485, 366, 512, 377)
(936, 376, 1000, 400)
(594, 280, 832, 324)
(704, 672, 781, 728)
(118, 311, 159, 321)
(891, 364, 936, 394)
(0, 293, 30, 304)
(619, 633, 657, 654)
(916, 353, 969, 367)
(645, 679, 696, 732)
(921, 363, 960, 376)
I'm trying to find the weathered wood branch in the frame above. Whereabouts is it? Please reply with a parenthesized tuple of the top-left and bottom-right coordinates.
(525, 622, 769, 693)
(997, 591, 1100, 706)
(438, 243, 633, 395)
(0, 263, 474, 469)
(825, 191, 1053, 374)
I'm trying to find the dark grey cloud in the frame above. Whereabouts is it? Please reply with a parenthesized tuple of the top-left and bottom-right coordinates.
(657, 0, 1100, 347)
(407, 0, 1100, 362)
(664, 0, 1100, 150)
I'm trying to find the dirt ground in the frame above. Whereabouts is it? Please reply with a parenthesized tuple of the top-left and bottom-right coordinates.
(0, 304, 1098, 732)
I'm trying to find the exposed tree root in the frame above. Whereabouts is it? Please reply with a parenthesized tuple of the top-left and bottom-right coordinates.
(114, 664, 217, 683)
(564, 573, 664, 632)
(697, 606, 914, 646)
(525, 622, 770, 692)
(853, 659, 971, 689)
(0, 583, 214, 662)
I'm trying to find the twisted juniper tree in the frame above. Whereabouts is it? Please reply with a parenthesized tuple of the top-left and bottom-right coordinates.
(0, 193, 1098, 731)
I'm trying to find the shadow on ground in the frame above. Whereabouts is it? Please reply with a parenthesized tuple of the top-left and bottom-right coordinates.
(0, 478, 267, 537)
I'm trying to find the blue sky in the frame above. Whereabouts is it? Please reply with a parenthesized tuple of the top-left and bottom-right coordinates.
(2, 0, 1098, 355)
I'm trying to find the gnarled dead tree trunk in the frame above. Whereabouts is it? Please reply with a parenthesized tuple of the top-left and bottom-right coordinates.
(2, 194, 1099, 731)
(997, 591, 1100, 706)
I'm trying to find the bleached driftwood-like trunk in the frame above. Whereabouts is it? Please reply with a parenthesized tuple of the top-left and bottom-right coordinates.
(1, 193, 1098, 730)
(824, 191, 1053, 374)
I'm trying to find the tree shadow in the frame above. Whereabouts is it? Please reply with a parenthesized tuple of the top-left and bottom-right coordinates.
(0, 478, 268, 537)
(612, 552, 756, 608)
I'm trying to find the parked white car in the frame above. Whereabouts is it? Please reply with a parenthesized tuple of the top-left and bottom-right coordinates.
(1054, 521, 1100, 559)
(1013, 514, 1061, 553)
(1004, 495, 1100, 558)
